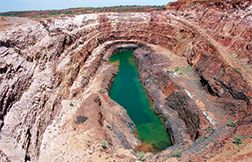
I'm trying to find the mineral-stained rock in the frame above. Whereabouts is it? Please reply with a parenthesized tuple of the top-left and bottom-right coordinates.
(0, 0, 252, 161)
(165, 91, 200, 140)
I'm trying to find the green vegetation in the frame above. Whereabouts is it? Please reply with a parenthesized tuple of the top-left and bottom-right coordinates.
(136, 151, 145, 160)
(206, 126, 214, 133)
(63, 10, 74, 15)
(33, 11, 71, 17)
(48, 11, 62, 16)
(234, 67, 241, 73)
(0, 5, 166, 18)
(0, 12, 19, 17)
(101, 140, 109, 149)
(233, 136, 243, 145)
(174, 65, 192, 75)
(226, 119, 236, 127)
(31, 15, 42, 19)
(174, 66, 180, 72)
(171, 148, 182, 158)
(203, 136, 208, 140)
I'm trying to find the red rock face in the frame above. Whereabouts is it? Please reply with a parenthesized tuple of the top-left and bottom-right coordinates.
(0, 0, 251, 161)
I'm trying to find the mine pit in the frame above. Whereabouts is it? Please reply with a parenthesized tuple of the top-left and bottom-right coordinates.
(108, 48, 172, 152)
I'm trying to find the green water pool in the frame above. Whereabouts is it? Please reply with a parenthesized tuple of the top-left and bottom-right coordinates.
(109, 48, 171, 151)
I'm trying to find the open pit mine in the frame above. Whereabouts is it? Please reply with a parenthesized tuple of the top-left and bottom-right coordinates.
(0, 0, 252, 161)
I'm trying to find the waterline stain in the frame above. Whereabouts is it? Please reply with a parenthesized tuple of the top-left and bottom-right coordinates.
(109, 48, 171, 152)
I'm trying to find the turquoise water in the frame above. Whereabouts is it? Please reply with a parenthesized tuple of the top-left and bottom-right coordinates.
(109, 49, 171, 151)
